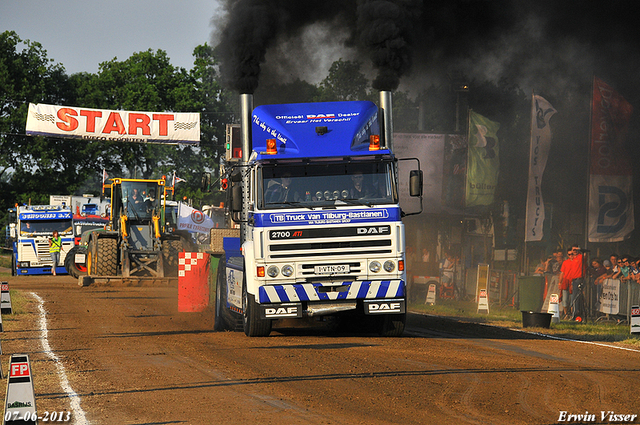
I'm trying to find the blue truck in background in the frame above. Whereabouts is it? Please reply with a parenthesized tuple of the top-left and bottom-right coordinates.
(11, 204, 74, 275)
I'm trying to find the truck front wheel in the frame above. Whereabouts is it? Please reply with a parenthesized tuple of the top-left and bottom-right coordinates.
(378, 313, 406, 337)
(242, 282, 272, 337)
(214, 256, 227, 331)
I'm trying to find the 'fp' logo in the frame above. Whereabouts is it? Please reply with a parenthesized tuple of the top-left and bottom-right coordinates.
(191, 210, 205, 224)
(10, 363, 29, 377)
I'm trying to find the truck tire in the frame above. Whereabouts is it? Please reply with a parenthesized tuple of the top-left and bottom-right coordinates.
(64, 246, 87, 279)
(242, 281, 272, 337)
(11, 253, 16, 276)
(214, 256, 227, 331)
(95, 238, 118, 276)
(378, 313, 406, 337)
(214, 256, 243, 331)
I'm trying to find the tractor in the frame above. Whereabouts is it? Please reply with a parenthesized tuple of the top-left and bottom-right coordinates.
(85, 177, 192, 279)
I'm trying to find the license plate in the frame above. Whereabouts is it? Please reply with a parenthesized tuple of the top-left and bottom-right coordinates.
(75, 253, 86, 263)
(314, 265, 350, 274)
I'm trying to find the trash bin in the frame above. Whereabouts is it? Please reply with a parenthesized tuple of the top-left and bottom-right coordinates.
(518, 275, 545, 313)
(521, 311, 553, 328)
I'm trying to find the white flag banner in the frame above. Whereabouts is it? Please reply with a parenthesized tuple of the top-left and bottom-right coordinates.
(26, 103, 200, 145)
(588, 77, 634, 242)
(525, 95, 556, 241)
(177, 203, 214, 234)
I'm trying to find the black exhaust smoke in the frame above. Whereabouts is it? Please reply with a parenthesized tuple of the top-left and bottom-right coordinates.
(215, 0, 421, 94)
(357, 0, 421, 91)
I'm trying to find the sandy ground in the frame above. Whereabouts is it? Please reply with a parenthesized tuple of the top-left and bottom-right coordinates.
(1, 274, 639, 424)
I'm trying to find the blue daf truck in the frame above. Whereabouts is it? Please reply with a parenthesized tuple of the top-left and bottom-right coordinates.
(213, 92, 422, 336)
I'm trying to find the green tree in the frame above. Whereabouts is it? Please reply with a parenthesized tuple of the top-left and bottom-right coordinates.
(0, 30, 80, 210)
(175, 43, 233, 206)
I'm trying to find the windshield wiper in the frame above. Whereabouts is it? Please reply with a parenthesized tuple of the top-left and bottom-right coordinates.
(274, 201, 315, 210)
(336, 199, 374, 207)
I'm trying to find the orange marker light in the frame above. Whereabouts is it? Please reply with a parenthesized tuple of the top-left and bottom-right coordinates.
(257, 266, 265, 277)
(398, 260, 405, 271)
(266, 139, 277, 155)
(369, 135, 380, 151)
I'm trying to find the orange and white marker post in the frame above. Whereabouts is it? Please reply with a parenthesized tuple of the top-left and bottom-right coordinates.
(631, 305, 640, 335)
(548, 293, 560, 324)
(1, 282, 12, 315)
(3, 354, 37, 424)
(477, 288, 490, 314)
(425, 283, 436, 305)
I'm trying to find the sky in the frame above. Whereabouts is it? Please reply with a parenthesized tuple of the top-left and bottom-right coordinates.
(0, 0, 222, 75)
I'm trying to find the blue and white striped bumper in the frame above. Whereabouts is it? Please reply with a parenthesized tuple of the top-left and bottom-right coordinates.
(258, 280, 405, 304)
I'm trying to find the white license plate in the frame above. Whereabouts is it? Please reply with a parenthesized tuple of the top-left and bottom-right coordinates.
(75, 253, 86, 263)
(314, 265, 350, 274)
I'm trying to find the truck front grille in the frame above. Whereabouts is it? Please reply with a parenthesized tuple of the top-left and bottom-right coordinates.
(268, 239, 392, 259)
(36, 243, 52, 262)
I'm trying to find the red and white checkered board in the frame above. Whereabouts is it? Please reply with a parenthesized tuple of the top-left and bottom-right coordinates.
(178, 252, 205, 277)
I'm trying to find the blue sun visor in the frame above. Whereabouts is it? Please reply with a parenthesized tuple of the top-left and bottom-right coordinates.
(251, 101, 387, 160)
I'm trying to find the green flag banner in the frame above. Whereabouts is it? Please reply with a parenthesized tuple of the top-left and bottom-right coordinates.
(466, 111, 500, 207)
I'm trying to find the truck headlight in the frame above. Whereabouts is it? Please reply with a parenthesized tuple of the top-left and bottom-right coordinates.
(281, 265, 294, 277)
(383, 260, 395, 272)
(267, 265, 279, 278)
(369, 261, 381, 273)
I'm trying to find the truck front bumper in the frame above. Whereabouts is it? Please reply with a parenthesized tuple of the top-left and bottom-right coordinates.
(257, 280, 405, 319)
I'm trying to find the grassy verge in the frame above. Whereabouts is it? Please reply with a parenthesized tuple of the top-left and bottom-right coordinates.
(409, 298, 640, 347)
(0, 252, 11, 269)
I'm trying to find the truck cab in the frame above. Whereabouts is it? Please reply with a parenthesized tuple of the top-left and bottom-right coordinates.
(215, 97, 422, 337)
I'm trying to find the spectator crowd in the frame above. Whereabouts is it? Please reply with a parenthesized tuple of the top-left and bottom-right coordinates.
(534, 246, 640, 319)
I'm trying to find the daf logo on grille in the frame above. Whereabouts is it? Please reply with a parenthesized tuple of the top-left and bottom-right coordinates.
(357, 226, 390, 235)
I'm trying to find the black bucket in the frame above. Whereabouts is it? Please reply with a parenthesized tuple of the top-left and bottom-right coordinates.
(521, 311, 552, 329)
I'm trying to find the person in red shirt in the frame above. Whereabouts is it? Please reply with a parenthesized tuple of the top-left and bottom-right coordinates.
(559, 246, 584, 319)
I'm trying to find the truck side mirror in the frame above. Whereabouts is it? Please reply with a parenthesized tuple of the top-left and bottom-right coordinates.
(201, 172, 212, 193)
(230, 170, 243, 214)
(231, 184, 242, 213)
(409, 170, 422, 197)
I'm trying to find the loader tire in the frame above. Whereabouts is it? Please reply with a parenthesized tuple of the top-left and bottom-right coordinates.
(65, 245, 88, 279)
(162, 239, 183, 276)
(95, 238, 118, 276)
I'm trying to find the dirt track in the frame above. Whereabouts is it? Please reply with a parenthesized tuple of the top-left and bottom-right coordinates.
(2, 274, 640, 425)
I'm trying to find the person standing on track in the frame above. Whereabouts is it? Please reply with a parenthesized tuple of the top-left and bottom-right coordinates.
(49, 230, 62, 276)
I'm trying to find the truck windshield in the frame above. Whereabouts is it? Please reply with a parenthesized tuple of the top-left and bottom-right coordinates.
(260, 161, 396, 209)
(20, 220, 73, 236)
(121, 182, 160, 219)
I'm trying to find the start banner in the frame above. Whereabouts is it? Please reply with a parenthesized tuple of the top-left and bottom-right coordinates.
(26, 103, 200, 145)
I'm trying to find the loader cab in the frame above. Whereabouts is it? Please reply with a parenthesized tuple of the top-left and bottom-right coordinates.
(110, 179, 164, 228)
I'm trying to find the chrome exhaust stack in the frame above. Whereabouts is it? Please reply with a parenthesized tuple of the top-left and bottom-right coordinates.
(240, 93, 253, 162)
(380, 91, 393, 152)
(239, 93, 254, 243)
